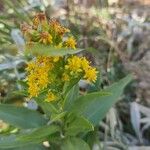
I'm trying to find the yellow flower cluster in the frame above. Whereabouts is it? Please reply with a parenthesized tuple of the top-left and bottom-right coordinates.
(26, 55, 97, 100)
(49, 19, 70, 37)
(39, 32, 53, 44)
(23, 13, 98, 102)
(65, 56, 97, 83)
(21, 13, 76, 48)
(26, 56, 53, 97)
(45, 91, 57, 102)
(65, 37, 76, 49)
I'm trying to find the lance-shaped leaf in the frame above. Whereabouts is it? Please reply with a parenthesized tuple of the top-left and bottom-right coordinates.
(0, 104, 47, 129)
(0, 135, 41, 149)
(18, 125, 60, 142)
(25, 43, 83, 56)
(0, 125, 60, 149)
(64, 84, 79, 110)
(69, 74, 133, 125)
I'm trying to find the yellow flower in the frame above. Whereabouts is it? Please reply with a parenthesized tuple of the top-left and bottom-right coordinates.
(62, 73, 70, 81)
(36, 56, 52, 65)
(26, 56, 54, 98)
(32, 17, 39, 29)
(65, 37, 76, 49)
(32, 13, 47, 29)
(26, 61, 36, 72)
(45, 91, 57, 102)
(28, 83, 39, 97)
(39, 32, 52, 45)
(81, 57, 90, 71)
(49, 19, 70, 36)
(65, 56, 82, 73)
(84, 67, 97, 83)
(37, 72, 49, 87)
(24, 13, 99, 102)
(53, 56, 60, 62)
(27, 73, 41, 97)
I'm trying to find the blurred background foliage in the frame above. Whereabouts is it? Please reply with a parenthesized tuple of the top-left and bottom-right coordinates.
(0, 0, 150, 149)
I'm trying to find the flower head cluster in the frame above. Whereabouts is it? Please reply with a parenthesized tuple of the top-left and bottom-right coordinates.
(65, 56, 97, 83)
(45, 91, 57, 102)
(26, 56, 53, 97)
(65, 37, 76, 49)
(22, 13, 98, 102)
(21, 13, 76, 48)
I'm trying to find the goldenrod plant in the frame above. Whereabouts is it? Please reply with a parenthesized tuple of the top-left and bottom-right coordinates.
(0, 13, 132, 150)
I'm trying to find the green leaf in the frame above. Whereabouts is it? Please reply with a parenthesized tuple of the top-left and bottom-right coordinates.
(25, 43, 83, 56)
(61, 137, 90, 150)
(18, 125, 60, 142)
(63, 77, 80, 96)
(0, 104, 47, 129)
(0, 125, 59, 149)
(64, 113, 93, 136)
(64, 84, 79, 110)
(50, 112, 67, 123)
(2, 144, 46, 150)
(37, 100, 59, 116)
(69, 74, 133, 125)
(0, 135, 41, 149)
(12, 145, 46, 150)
